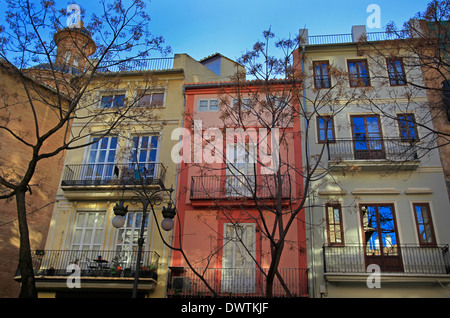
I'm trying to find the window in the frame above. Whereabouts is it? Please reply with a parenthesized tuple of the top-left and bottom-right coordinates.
(226, 141, 256, 197)
(129, 135, 159, 164)
(198, 99, 218, 111)
(101, 94, 125, 108)
(348, 59, 370, 87)
(127, 135, 159, 179)
(116, 212, 149, 251)
(326, 204, 344, 245)
(351, 115, 385, 159)
(397, 113, 419, 141)
(232, 98, 254, 111)
(387, 58, 406, 86)
(85, 136, 118, 182)
(313, 61, 332, 89)
(317, 116, 335, 143)
(71, 211, 105, 251)
(267, 96, 288, 110)
(115, 212, 149, 269)
(360, 204, 403, 272)
(413, 203, 436, 246)
(138, 92, 164, 107)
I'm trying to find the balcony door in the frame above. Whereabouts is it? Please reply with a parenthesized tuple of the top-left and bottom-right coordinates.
(225, 142, 255, 197)
(127, 135, 160, 180)
(222, 223, 256, 294)
(360, 204, 403, 272)
(351, 115, 385, 159)
(85, 136, 118, 183)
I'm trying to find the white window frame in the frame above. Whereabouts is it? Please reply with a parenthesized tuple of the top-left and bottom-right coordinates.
(71, 211, 106, 251)
(96, 90, 127, 109)
(232, 97, 254, 111)
(137, 90, 166, 108)
(198, 99, 219, 112)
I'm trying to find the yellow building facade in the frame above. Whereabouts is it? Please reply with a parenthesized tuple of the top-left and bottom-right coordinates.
(33, 25, 243, 298)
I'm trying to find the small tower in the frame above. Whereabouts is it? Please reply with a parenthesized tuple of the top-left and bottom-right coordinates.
(53, 20, 96, 72)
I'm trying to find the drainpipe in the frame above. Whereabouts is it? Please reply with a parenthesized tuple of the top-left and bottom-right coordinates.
(300, 44, 316, 298)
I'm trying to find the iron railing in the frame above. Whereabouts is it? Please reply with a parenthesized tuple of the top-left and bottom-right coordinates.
(167, 267, 308, 298)
(308, 31, 409, 45)
(61, 163, 166, 188)
(96, 58, 174, 73)
(326, 138, 419, 161)
(323, 244, 450, 274)
(18, 249, 160, 279)
(190, 174, 292, 200)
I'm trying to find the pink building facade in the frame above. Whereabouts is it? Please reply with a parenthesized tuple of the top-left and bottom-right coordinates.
(168, 81, 308, 297)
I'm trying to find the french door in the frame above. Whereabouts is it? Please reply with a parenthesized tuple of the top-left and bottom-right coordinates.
(351, 115, 385, 159)
(222, 223, 257, 293)
(225, 142, 255, 197)
(128, 135, 160, 180)
(85, 136, 118, 183)
(360, 204, 403, 272)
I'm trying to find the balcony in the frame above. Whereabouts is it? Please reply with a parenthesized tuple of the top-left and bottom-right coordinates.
(323, 244, 450, 282)
(17, 250, 160, 291)
(95, 57, 174, 73)
(167, 267, 308, 298)
(61, 163, 166, 189)
(190, 174, 292, 203)
(326, 138, 420, 171)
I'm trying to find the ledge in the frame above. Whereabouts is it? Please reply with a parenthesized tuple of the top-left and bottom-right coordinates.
(351, 188, 401, 195)
(325, 273, 450, 284)
(34, 276, 157, 291)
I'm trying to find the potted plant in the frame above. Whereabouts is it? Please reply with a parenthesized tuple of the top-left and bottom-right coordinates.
(139, 264, 157, 279)
(110, 256, 122, 277)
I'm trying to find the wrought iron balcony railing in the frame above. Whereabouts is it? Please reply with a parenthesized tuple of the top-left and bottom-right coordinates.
(326, 138, 419, 162)
(17, 249, 160, 280)
(95, 57, 174, 73)
(190, 174, 292, 200)
(61, 163, 166, 188)
(323, 244, 450, 275)
(167, 267, 308, 298)
(308, 31, 409, 45)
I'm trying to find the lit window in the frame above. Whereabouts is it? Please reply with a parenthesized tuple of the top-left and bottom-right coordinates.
(326, 204, 344, 245)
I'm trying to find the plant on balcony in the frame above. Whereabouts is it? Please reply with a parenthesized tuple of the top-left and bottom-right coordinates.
(110, 257, 122, 277)
(139, 264, 157, 279)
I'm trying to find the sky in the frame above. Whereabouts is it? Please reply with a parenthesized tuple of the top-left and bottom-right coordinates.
(143, 0, 432, 62)
(1, 0, 433, 63)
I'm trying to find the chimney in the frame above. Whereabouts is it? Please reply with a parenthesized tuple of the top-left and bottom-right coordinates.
(352, 25, 367, 42)
(299, 28, 309, 46)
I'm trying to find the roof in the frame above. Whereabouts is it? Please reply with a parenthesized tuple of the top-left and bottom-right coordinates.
(184, 78, 300, 89)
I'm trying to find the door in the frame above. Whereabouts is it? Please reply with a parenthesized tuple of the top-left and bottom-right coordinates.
(225, 142, 255, 197)
(351, 115, 385, 159)
(128, 135, 159, 181)
(360, 204, 403, 272)
(85, 136, 118, 184)
(222, 223, 257, 293)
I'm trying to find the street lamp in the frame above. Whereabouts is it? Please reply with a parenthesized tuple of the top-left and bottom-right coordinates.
(112, 187, 176, 298)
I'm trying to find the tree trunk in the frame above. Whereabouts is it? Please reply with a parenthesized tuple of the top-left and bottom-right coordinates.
(16, 189, 37, 298)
